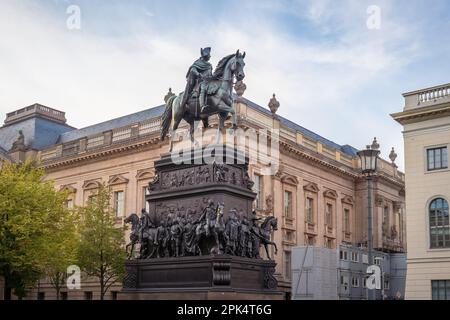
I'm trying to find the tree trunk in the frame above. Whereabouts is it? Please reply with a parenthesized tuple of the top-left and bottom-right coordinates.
(100, 268, 104, 300)
(56, 285, 60, 301)
(3, 268, 12, 300)
(4, 283, 12, 300)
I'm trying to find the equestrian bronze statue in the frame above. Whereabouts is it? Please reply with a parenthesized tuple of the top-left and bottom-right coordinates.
(160, 48, 246, 150)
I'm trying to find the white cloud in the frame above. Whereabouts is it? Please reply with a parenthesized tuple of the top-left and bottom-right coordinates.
(0, 0, 445, 170)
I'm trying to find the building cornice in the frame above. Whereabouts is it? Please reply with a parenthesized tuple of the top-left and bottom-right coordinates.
(391, 103, 450, 125)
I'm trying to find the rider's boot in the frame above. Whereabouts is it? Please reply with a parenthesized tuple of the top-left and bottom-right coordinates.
(200, 89, 208, 114)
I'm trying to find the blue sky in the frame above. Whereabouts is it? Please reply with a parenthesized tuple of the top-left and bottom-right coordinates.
(1, 0, 450, 170)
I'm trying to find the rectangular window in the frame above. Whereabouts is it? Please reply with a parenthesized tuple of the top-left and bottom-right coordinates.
(340, 275, 349, 289)
(60, 292, 68, 300)
(432, 280, 450, 300)
(326, 203, 333, 227)
(88, 195, 97, 204)
(143, 187, 150, 212)
(284, 251, 291, 279)
(352, 276, 359, 288)
(340, 250, 348, 261)
(344, 209, 350, 232)
(84, 291, 93, 300)
(306, 197, 314, 223)
(111, 291, 118, 300)
(114, 191, 125, 218)
(374, 257, 383, 265)
(284, 230, 294, 242)
(384, 280, 390, 290)
(253, 174, 263, 209)
(326, 238, 334, 249)
(37, 292, 45, 300)
(351, 252, 359, 262)
(427, 147, 448, 171)
(362, 278, 367, 288)
(65, 199, 74, 210)
(306, 235, 315, 246)
(362, 254, 368, 264)
(284, 191, 293, 218)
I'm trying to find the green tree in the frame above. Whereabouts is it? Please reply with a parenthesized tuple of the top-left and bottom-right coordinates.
(43, 201, 79, 300)
(77, 184, 126, 300)
(0, 161, 70, 300)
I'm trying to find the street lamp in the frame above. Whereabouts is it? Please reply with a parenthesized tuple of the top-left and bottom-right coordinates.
(357, 138, 380, 301)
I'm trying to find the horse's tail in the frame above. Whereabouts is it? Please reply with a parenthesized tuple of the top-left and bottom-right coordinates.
(161, 94, 176, 141)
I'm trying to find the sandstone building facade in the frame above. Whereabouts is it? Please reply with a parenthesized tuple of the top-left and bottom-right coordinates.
(392, 83, 450, 300)
(0, 93, 406, 300)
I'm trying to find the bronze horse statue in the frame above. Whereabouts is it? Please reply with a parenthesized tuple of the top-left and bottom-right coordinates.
(161, 50, 246, 150)
(252, 216, 278, 260)
(124, 213, 140, 259)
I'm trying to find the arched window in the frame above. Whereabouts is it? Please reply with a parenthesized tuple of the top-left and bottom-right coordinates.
(429, 198, 450, 248)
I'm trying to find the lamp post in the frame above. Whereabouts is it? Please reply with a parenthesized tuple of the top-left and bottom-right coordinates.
(357, 139, 380, 301)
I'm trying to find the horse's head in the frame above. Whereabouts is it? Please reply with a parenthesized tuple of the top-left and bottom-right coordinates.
(124, 213, 138, 226)
(261, 216, 278, 232)
(232, 49, 246, 81)
(270, 216, 278, 231)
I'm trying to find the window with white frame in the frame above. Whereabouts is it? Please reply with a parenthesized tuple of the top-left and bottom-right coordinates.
(143, 187, 150, 212)
(351, 276, 359, 288)
(427, 146, 448, 171)
(114, 191, 125, 218)
(253, 174, 263, 209)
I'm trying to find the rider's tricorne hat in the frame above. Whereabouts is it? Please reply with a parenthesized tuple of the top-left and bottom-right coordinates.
(201, 47, 211, 57)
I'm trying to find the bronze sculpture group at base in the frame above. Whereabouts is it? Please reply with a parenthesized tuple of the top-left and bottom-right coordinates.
(125, 200, 278, 261)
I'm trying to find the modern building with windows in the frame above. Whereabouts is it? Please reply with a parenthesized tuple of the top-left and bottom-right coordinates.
(392, 82, 450, 300)
(0, 90, 406, 299)
(291, 244, 406, 300)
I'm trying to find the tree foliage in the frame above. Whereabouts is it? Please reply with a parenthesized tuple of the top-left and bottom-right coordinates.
(77, 184, 126, 300)
(0, 160, 71, 299)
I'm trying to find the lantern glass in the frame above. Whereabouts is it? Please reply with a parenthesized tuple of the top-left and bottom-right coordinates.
(357, 148, 380, 174)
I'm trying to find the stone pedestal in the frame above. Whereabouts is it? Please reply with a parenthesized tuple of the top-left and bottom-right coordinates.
(121, 145, 281, 300)
(147, 145, 256, 221)
(119, 255, 283, 300)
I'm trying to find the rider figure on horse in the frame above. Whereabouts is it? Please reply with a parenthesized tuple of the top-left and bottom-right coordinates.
(179, 47, 213, 116)
(196, 198, 216, 237)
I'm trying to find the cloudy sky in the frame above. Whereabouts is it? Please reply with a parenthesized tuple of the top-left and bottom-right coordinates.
(1, 0, 450, 170)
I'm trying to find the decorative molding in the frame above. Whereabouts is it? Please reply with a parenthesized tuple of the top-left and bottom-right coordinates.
(82, 179, 102, 190)
(59, 184, 77, 193)
(375, 194, 388, 207)
(280, 173, 298, 186)
(323, 189, 338, 199)
(393, 201, 403, 212)
(136, 169, 154, 181)
(341, 195, 354, 205)
(303, 181, 319, 193)
(108, 174, 129, 186)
